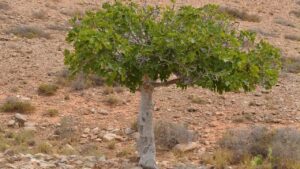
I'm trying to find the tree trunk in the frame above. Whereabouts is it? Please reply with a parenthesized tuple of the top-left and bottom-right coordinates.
(137, 85, 158, 169)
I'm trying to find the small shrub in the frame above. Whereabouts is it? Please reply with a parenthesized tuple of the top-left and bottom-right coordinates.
(7, 25, 50, 39)
(218, 126, 271, 163)
(290, 10, 300, 18)
(207, 149, 234, 169)
(36, 142, 53, 154)
(273, 18, 295, 27)
(116, 147, 133, 158)
(271, 128, 300, 166)
(131, 119, 138, 132)
(218, 127, 300, 167)
(38, 84, 58, 96)
(32, 9, 47, 19)
(71, 72, 86, 91)
(47, 23, 69, 31)
(103, 86, 114, 95)
(282, 57, 300, 73)
(0, 96, 35, 113)
(55, 117, 77, 142)
(154, 120, 195, 149)
(219, 6, 261, 22)
(104, 95, 121, 106)
(188, 95, 208, 104)
(45, 109, 59, 117)
(80, 143, 102, 156)
(114, 86, 125, 93)
(89, 74, 104, 86)
(107, 141, 116, 150)
(284, 34, 300, 42)
(14, 130, 35, 145)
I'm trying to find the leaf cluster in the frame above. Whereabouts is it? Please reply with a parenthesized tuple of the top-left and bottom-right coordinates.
(65, 2, 281, 93)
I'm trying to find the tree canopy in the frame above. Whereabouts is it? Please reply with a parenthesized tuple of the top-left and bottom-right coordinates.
(65, 1, 281, 92)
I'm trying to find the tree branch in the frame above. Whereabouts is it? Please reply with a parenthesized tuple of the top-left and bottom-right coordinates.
(152, 78, 181, 87)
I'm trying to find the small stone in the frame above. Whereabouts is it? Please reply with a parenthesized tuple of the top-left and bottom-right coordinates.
(7, 120, 15, 127)
(83, 128, 90, 134)
(103, 133, 121, 141)
(90, 108, 97, 113)
(99, 109, 109, 115)
(124, 128, 134, 135)
(14, 113, 27, 126)
(92, 127, 99, 134)
(173, 142, 198, 152)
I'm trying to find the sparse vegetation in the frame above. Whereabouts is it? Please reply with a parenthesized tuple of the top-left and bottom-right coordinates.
(36, 142, 53, 154)
(188, 95, 208, 104)
(219, 6, 261, 22)
(32, 9, 47, 20)
(284, 34, 300, 42)
(103, 86, 114, 95)
(7, 25, 50, 39)
(47, 23, 70, 31)
(54, 117, 77, 142)
(107, 141, 116, 150)
(38, 84, 58, 96)
(0, 96, 35, 114)
(104, 95, 121, 106)
(274, 17, 295, 27)
(248, 28, 278, 37)
(282, 57, 300, 73)
(154, 120, 195, 149)
(211, 127, 300, 168)
(44, 109, 59, 117)
(79, 143, 102, 156)
(290, 10, 300, 18)
(114, 86, 125, 93)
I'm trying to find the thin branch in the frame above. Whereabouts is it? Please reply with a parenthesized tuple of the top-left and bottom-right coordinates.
(152, 78, 181, 87)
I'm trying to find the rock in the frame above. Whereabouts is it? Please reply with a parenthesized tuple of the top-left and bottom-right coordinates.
(103, 133, 122, 141)
(24, 122, 37, 132)
(124, 128, 134, 135)
(83, 128, 90, 134)
(90, 108, 97, 113)
(173, 142, 198, 152)
(7, 120, 16, 127)
(14, 113, 27, 126)
(99, 109, 108, 115)
(91, 127, 99, 134)
(132, 132, 140, 140)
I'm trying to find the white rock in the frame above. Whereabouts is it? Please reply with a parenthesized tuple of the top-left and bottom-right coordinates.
(173, 142, 199, 152)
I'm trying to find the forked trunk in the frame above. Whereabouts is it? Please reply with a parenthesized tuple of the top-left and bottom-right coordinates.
(137, 85, 158, 169)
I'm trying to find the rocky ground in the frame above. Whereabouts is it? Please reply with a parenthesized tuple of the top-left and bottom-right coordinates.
(0, 0, 300, 169)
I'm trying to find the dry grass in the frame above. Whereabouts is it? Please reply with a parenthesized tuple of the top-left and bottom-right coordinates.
(219, 6, 261, 22)
(284, 34, 300, 42)
(248, 28, 278, 37)
(36, 142, 53, 154)
(188, 95, 208, 104)
(54, 117, 77, 142)
(103, 86, 114, 95)
(216, 126, 300, 168)
(32, 9, 47, 20)
(38, 84, 58, 96)
(282, 57, 300, 73)
(104, 95, 121, 106)
(154, 120, 195, 149)
(0, 96, 35, 114)
(290, 10, 300, 18)
(7, 25, 50, 39)
(47, 23, 70, 31)
(44, 109, 59, 117)
(274, 17, 295, 28)
(79, 143, 102, 156)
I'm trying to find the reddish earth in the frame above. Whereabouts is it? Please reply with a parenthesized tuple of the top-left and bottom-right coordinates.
(0, 0, 299, 168)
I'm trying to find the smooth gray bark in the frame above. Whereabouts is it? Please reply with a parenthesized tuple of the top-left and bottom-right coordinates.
(137, 85, 158, 169)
